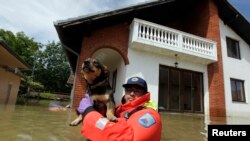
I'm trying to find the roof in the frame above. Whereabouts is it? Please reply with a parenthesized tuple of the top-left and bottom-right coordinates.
(0, 38, 30, 69)
(215, 0, 250, 46)
(54, 0, 250, 72)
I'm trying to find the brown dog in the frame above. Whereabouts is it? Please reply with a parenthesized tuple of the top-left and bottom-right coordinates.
(69, 58, 116, 126)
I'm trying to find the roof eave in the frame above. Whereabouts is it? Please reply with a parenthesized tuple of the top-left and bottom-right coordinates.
(216, 0, 250, 46)
(0, 38, 31, 70)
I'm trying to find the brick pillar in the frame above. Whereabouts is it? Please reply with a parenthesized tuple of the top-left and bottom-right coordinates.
(72, 53, 88, 109)
(207, 0, 226, 117)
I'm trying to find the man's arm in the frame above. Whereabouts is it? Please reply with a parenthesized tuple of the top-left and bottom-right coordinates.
(81, 111, 134, 141)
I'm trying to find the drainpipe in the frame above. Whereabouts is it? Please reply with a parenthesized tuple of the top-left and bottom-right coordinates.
(61, 43, 79, 108)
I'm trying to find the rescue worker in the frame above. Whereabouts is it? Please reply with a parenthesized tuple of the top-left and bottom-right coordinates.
(79, 76, 162, 141)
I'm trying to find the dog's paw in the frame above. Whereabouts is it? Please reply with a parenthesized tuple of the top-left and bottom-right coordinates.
(69, 115, 83, 126)
(107, 114, 117, 122)
(110, 117, 118, 122)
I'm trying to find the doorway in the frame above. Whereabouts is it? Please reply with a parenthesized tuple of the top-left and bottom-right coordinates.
(158, 65, 204, 113)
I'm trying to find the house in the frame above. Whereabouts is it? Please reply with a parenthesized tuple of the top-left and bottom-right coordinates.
(0, 39, 30, 105)
(54, 0, 250, 118)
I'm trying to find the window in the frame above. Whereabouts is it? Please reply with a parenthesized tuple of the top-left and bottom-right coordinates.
(226, 37, 241, 59)
(230, 78, 245, 102)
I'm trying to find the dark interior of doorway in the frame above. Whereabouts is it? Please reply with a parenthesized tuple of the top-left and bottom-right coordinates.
(158, 65, 204, 113)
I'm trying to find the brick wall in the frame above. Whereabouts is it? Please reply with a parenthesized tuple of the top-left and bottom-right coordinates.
(206, 0, 226, 117)
(169, 0, 226, 117)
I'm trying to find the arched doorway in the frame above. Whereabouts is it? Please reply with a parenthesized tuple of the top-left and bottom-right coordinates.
(92, 48, 126, 104)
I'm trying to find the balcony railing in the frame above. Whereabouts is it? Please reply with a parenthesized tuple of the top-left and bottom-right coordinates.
(129, 18, 217, 64)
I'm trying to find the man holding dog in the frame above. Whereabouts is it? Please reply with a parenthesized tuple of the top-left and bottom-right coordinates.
(79, 76, 162, 141)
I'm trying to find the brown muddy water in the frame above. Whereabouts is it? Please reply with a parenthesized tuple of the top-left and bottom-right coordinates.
(0, 99, 249, 141)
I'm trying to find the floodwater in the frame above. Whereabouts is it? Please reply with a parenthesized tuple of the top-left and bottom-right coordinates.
(0, 99, 250, 141)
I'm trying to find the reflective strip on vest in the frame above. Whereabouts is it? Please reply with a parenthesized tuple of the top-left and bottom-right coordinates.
(144, 100, 157, 110)
(95, 118, 109, 130)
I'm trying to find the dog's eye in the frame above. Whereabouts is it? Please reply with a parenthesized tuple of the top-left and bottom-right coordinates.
(93, 60, 100, 66)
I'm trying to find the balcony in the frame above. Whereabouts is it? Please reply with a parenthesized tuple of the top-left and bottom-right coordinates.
(129, 18, 217, 65)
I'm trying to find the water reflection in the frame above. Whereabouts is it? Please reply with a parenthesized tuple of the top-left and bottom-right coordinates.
(160, 113, 207, 141)
(1, 100, 250, 141)
(0, 100, 86, 141)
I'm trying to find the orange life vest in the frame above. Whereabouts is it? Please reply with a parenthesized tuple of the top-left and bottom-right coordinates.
(81, 93, 162, 141)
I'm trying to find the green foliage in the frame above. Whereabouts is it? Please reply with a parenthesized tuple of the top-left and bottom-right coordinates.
(19, 77, 44, 94)
(27, 80, 44, 91)
(35, 41, 71, 92)
(0, 29, 42, 68)
(19, 92, 69, 101)
(40, 92, 58, 99)
(0, 29, 71, 93)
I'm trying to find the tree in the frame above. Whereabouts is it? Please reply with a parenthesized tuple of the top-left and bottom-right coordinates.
(0, 29, 71, 93)
(0, 29, 42, 68)
(35, 41, 71, 93)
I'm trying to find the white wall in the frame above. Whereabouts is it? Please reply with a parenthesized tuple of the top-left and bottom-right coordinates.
(111, 57, 126, 105)
(125, 47, 209, 115)
(220, 19, 250, 118)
